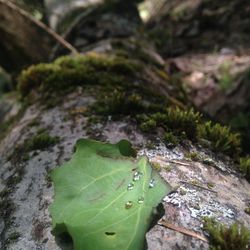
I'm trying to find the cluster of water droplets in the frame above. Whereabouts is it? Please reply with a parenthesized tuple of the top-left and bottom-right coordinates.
(133, 171, 143, 181)
(124, 170, 156, 209)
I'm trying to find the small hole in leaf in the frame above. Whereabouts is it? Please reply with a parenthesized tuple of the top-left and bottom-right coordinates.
(105, 232, 116, 236)
(55, 232, 73, 250)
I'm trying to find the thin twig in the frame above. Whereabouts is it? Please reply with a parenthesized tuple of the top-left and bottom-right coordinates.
(0, 0, 78, 54)
(169, 160, 191, 166)
(180, 180, 217, 194)
(156, 156, 191, 167)
(158, 220, 208, 243)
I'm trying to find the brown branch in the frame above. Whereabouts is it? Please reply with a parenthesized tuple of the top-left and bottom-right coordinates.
(158, 220, 208, 243)
(0, 0, 78, 55)
(180, 180, 218, 194)
(156, 156, 191, 167)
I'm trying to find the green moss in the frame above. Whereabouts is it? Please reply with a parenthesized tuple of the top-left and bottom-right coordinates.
(138, 107, 201, 140)
(8, 129, 59, 164)
(203, 218, 250, 250)
(189, 179, 200, 186)
(239, 157, 250, 182)
(18, 64, 60, 97)
(207, 182, 215, 189)
(197, 121, 241, 158)
(8, 232, 21, 242)
(244, 207, 250, 215)
(150, 162, 161, 171)
(145, 141, 155, 149)
(18, 54, 141, 103)
(218, 61, 233, 90)
(28, 119, 40, 127)
(94, 90, 145, 115)
(164, 165, 172, 172)
(162, 108, 201, 139)
(27, 132, 59, 151)
(136, 107, 243, 159)
(185, 151, 201, 161)
(163, 132, 179, 148)
(140, 119, 157, 132)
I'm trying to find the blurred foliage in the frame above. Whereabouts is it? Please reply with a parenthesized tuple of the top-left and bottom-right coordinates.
(13, 0, 46, 21)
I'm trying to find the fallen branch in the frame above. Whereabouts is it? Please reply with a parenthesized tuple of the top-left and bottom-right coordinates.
(180, 180, 218, 194)
(158, 219, 208, 243)
(156, 156, 191, 167)
(0, 0, 78, 55)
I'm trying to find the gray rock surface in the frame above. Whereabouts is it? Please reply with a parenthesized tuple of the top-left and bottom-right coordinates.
(0, 89, 249, 250)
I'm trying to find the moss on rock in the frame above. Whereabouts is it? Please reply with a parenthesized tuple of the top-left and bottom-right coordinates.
(203, 217, 250, 250)
(197, 121, 241, 158)
(239, 157, 250, 182)
(18, 53, 141, 102)
(26, 132, 59, 151)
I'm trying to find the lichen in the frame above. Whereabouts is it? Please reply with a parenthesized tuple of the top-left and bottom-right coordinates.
(203, 217, 250, 250)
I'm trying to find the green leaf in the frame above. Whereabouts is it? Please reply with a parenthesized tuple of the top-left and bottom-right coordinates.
(50, 139, 171, 250)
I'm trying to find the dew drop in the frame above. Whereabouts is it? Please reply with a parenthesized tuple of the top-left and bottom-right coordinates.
(133, 171, 143, 181)
(127, 183, 134, 191)
(137, 196, 144, 204)
(125, 201, 133, 209)
(149, 179, 156, 188)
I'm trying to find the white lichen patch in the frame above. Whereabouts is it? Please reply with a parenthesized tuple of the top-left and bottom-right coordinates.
(164, 185, 235, 220)
(138, 141, 184, 160)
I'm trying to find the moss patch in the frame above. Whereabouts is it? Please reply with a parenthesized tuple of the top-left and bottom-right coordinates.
(245, 207, 250, 215)
(239, 157, 250, 182)
(137, 107, 201, 140)
(135, 107, 242, 159)
(8, 129, 59, 163)
(203, 218, 250, 250)
(16, 49, 244, 163)
(93, 90, 146, 115)
(197, 121, 241, 157)
(26, 132, 59, 151)
(18, 53, 141, 103)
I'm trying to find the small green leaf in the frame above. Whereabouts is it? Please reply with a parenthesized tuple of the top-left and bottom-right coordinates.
(50, 139, 171, 250)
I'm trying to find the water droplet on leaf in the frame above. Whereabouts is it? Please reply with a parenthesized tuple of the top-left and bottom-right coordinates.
(133, 171, 143, 181)
(127, 183, 134, 191)
(125, 201, 133, 209)
(149, 179, 156, 188)
(137, 196, 144, 204)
